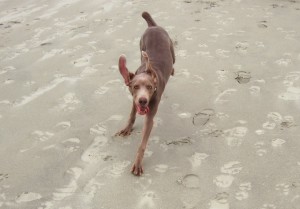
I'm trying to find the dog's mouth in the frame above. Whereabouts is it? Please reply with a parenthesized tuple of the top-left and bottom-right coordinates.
(136, 105, 149, 115)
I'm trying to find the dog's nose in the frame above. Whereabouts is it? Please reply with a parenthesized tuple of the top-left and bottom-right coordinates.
(139, 97, 148, 106)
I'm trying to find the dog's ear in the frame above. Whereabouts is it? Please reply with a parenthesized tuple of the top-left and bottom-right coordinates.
(119, 55, 134, 86)
(142, 51, 157, 85)
(142, 51, 150, 70)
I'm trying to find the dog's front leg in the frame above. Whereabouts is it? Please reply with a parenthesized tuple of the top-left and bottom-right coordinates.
(131, 112, 155, 176)
(116, 102, 136, 136)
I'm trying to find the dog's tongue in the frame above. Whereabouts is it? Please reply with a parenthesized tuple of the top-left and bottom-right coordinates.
(137, 105, 149, 115)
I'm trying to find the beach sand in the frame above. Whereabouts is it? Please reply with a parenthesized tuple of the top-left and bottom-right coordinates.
(0, 0, 300, 208)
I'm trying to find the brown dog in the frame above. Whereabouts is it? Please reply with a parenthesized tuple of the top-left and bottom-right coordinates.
(117, 12, 175, 176)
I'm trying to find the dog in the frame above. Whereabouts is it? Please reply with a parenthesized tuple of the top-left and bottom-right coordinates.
(116, 11, 175, 176)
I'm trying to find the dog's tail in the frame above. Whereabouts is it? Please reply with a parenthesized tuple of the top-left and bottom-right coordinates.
(142, 11, 157, 27)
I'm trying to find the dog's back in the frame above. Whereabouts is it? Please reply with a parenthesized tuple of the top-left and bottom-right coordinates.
(140, 12, 175, 85)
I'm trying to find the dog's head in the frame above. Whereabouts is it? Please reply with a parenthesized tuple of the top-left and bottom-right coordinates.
(118, 51, 157, 115)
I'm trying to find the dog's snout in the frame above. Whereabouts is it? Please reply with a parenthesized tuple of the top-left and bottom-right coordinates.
(139, 97, 148, 106)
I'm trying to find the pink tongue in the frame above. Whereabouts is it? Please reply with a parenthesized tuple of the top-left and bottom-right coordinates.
(137, 106, 149, 115)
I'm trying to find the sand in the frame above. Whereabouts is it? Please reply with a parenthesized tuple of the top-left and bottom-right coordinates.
(0, 0, 300, 208)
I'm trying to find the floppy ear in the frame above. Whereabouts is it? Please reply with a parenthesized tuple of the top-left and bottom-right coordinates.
(118, 55, 134, 86)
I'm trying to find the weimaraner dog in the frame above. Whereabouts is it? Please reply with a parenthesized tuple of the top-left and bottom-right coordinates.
(117, 12, 175, 176)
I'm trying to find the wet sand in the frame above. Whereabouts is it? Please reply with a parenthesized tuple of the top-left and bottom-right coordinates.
(0, 0, 300, 208)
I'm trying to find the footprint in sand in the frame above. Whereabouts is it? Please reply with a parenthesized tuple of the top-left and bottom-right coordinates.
(258, 20, 268, 28)
(32, 130, 54, 142)
(90, 123, 107, 136)
(154, 164, 169, 173)
(275, 58, 291, 67)
(81, 136, 108, 163)
(24, 81, 36, 87)
(279, 86, 300, 101)
(264, 112, 295, 130)
(56, 93, 81, 112)
(262, 121, 276, 130)
(209, 192, 230, 209)
(52, 167, 82, 201)
(63, 138, 80, 144)
(0, 66, 15, 75)
(166, 136, 192, 146)
(138, 191, 157, 209)
(176, 50, 187, 58)
(177, 174, 200, 189)
(0, 173, 8, 182)
(3, 79, 15, 85)
(249, 86, 260, 95)
(62, 138, 81, 153)
(235, 182, 252, 200)
(216, 112, 229, 120)
(182, 30, 193, 41)
(80, 65, 99, 78)
(235, 41, 249, 54)
(54, 121, 71, 131)
(267, 112, 282, 122)
(279, 71, 300, 100)
(214, 161, 242, 188)
(213, 175, 234, 188)
(105, 161, 131, 178)
(275, 183, 290, 196)
(216, 49, 230, 58)
(94, 79, 121, 95)
(176, 68, 190, 77)
(282, 71, 300, 87)
(95, 86, 109, 95)
(196, 50, 213, 58)
(189, 152, 209, 169)
(105, 25, 122, 35)
(271, 138, 286, 147)
(280, 116, 295, 129)
(178, 112, 192, 119)
(73, 54, 93, 67)
(192, 109, 215, 126)
(235, 71, 251, 84)
(255, 129, 265, 135)
(221, 161, 243, 175)
(223, 126, 248, 146)
(216, 70, 229, 81)
(15, 192, 42, 203)
(107, 161, 131, 178)
(254, 141, 267, 156)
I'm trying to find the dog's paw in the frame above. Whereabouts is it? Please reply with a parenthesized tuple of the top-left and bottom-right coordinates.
(115, 127, 132, 137)
(131, 163, 144, 176)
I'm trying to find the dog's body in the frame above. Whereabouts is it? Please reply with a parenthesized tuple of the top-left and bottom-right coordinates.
(117, 12, 175, 176)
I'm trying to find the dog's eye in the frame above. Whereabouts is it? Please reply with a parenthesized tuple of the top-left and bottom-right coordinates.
(133, 85, 139, 90)
(146, 85, 152, 90)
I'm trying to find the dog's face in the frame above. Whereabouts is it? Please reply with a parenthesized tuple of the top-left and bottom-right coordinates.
(129, 73, 156, 115)
(118, 53, 157, 115)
